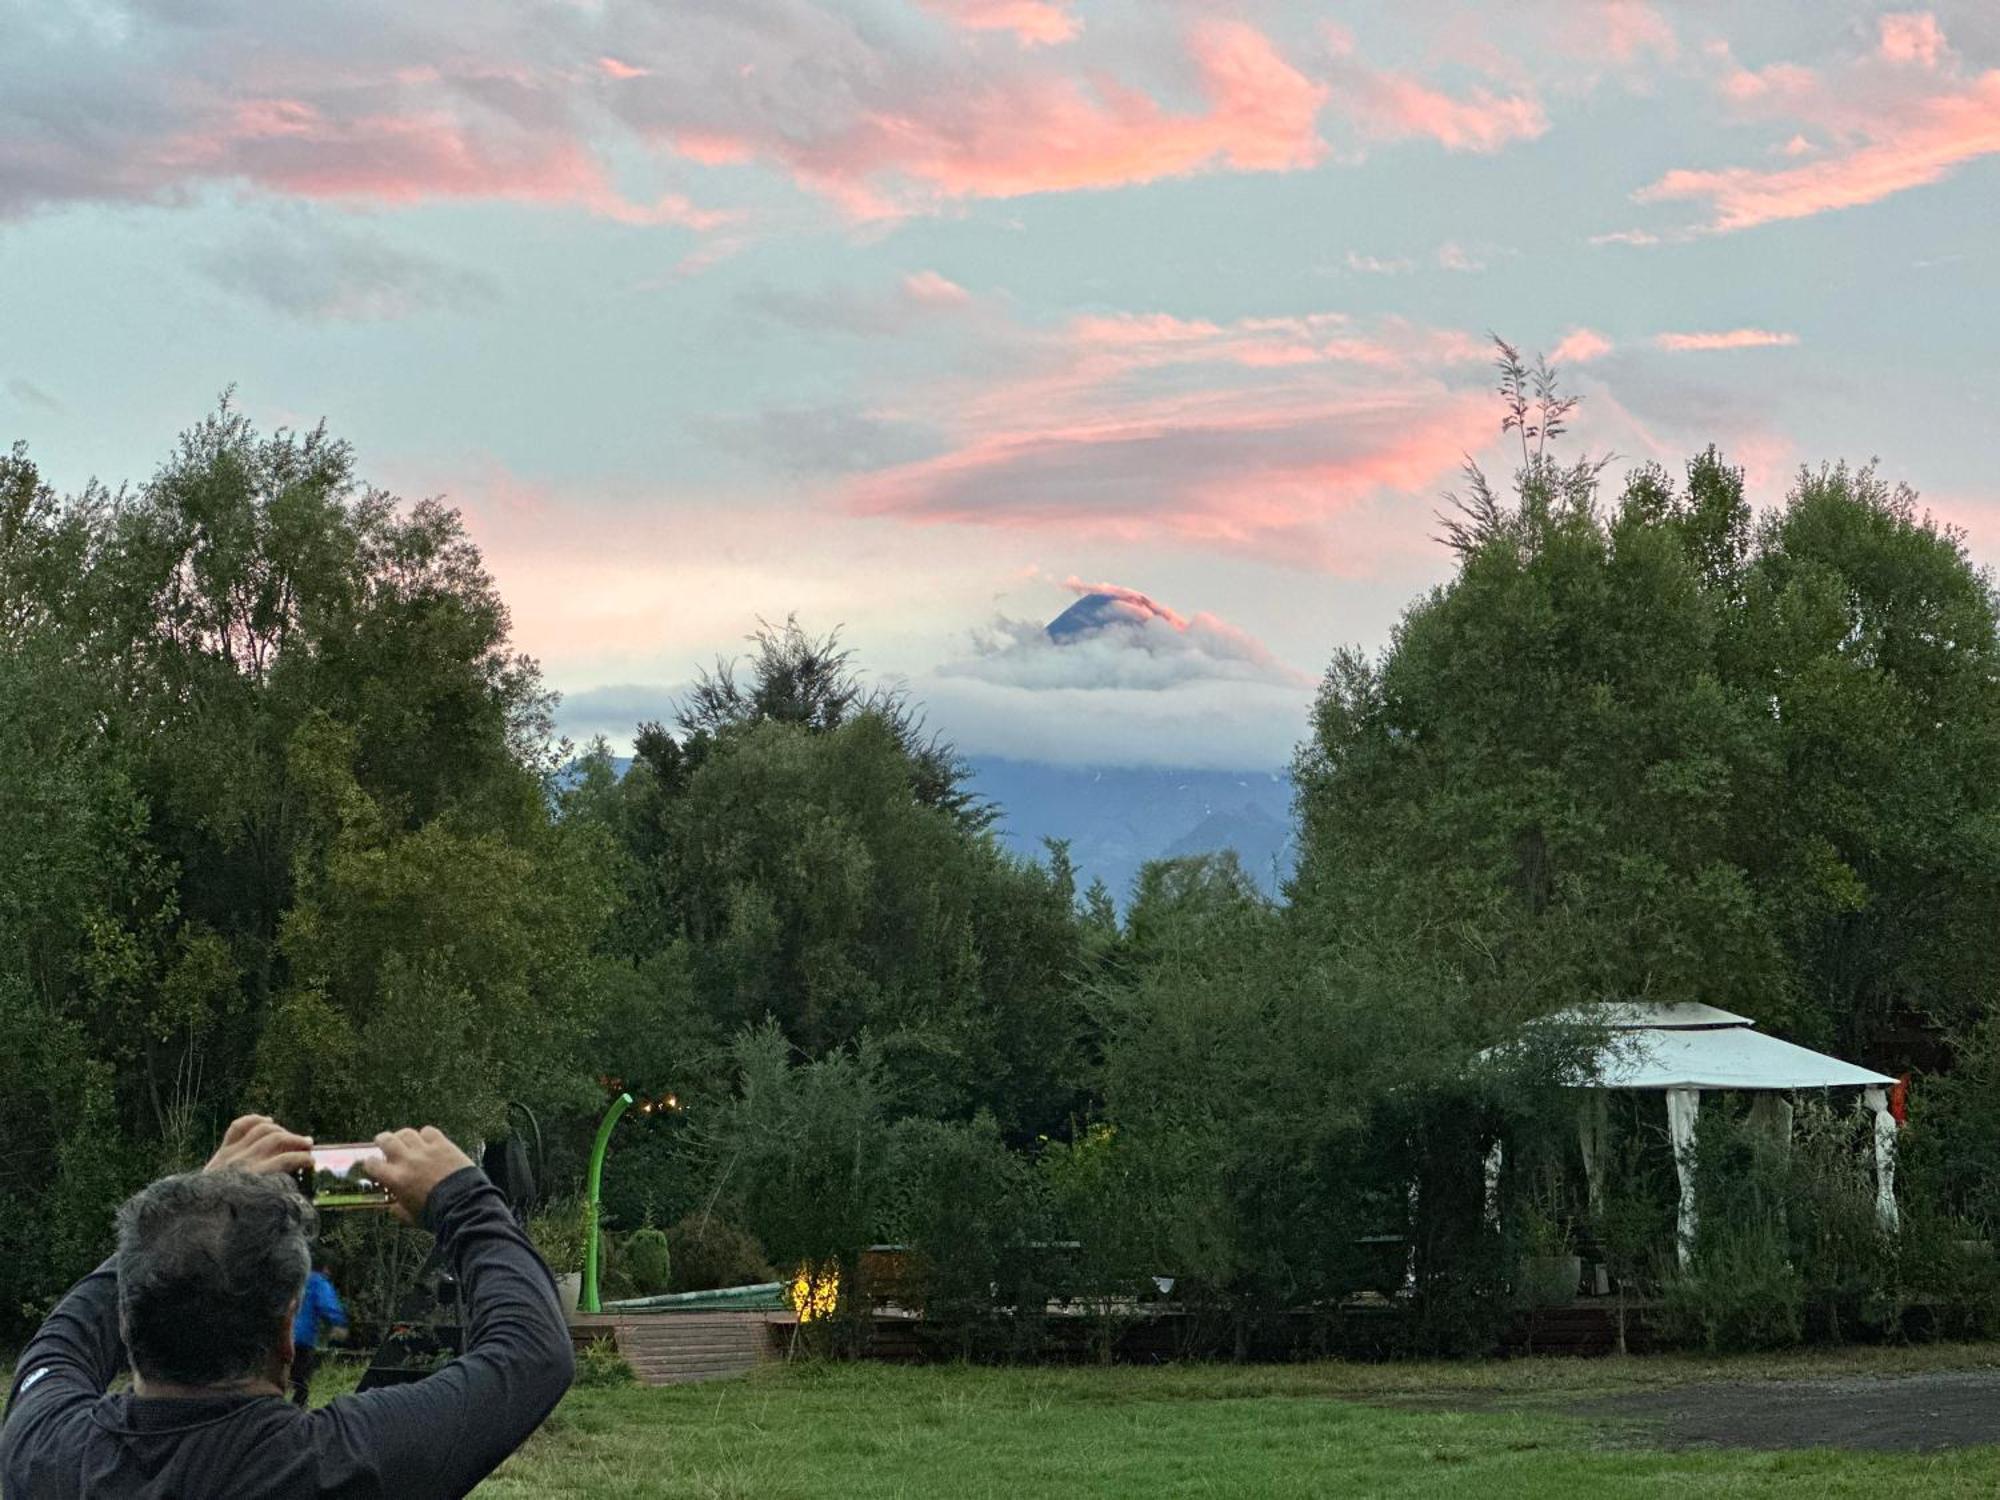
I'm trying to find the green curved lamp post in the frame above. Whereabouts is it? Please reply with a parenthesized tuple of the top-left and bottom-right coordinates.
(581, 1092, 633, 1315)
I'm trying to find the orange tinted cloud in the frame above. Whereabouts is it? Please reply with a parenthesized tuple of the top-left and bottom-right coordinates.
(919, 0, 1079, 46)
(782, 20, 1325, 214)
(1654, 328, 1799, 351)
(1593, 1, 1677, 63)
(1635, 22, 2000, 232)
(1552, 327, 1614, 363)
(1879, 13, 1948, 68)
(1334, 66, 1548, 153)
(147, 95, 735, 226)
(846, 385, 1493, 567)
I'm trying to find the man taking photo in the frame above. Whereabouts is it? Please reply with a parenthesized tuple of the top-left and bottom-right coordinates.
(1, 1115, 574, 1497)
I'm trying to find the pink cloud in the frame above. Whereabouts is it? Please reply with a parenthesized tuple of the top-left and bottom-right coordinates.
(1347, 251, 1416, 275)
(673, 133, 756, 167)
(597, 17, 1330, 220)
(77, 83, 738, 229)
(920, 0, 1080, 47)
(1654, 328, 1799, 351)
(845, 387, 1494, 567)
(0, 7, 1333, 227)
(902, 269, 973, 307)
(1879, 13, 1948, 68)
(792, 19, 1326, 212)
(1334, 67, 1548, 153)
(1553, 327, 1614, 363)
(1634, 24, 2000, 233)
(1592, 1, 1678, 64)
(1064, 578, 1192, 630)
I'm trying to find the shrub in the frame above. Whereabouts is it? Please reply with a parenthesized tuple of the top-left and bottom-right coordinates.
(622, 1227, 673, 1297)
(1659, 1219, 1804, 1351)
(883, 1114, 1048, 1358)
(529, 1195, 593, 1276)
(665, 1213, 776, 1292)
(1894, 1212, 2000, 1341)
(574, 1336, 635, 1388)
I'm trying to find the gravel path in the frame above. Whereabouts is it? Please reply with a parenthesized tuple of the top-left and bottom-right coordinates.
(1577, 1369, 2000, 1452)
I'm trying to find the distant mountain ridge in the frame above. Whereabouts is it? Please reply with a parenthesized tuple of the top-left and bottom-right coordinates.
(572, 755, 1296, 909)
(965, 759, 1295, 906)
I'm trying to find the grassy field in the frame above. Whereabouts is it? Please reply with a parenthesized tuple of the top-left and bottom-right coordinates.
(327, 1346, 2000, 1499)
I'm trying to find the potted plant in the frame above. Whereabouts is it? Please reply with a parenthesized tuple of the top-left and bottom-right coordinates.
(529, 1196, 592, 1318)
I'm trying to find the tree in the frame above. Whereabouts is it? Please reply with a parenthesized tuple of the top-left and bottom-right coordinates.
(1293, 343, 2000, 1073)
(581, 624, 1092, 1144)
(0, 401, 611, 1332)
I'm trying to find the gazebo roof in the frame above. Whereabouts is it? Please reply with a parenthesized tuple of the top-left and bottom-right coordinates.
(1558, 1001, 1895, 1092)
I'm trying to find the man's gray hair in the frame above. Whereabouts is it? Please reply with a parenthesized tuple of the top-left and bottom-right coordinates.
(115, 1170, 318, 1385)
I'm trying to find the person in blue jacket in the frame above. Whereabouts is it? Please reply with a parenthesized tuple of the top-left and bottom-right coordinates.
(289, 1263, 348, 1407)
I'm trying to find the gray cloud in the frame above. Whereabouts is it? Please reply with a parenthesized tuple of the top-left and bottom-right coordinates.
(5, 378, 63, 414)
(552, 681, 686, 747)
(698, 403, 940, 478)
(197, 223, 499, 322)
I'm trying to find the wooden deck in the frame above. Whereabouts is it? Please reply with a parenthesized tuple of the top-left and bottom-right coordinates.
(568, 1310, 798, 1386)
(562, 1298, 1655, 1384)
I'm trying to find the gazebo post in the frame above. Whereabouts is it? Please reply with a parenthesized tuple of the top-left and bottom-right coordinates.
(1664, 1088, 1701, 1266)
(1862, 1086, 1900, 1232)
(1576, 1090, 1608, 1216)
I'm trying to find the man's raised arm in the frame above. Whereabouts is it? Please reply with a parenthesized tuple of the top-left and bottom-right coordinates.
(306, 1127, 575, 1497)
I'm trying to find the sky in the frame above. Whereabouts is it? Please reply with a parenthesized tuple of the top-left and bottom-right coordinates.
(4, 0, 1998, 768)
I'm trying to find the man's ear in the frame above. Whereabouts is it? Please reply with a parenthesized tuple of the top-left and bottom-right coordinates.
(279, 1293, 301, 1366)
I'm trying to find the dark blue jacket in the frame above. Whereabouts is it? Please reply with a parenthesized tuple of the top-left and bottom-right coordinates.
(1, 1168, 573, 1498)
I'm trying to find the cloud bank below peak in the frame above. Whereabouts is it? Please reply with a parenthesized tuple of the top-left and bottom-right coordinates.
(940, 576, 1312, 693)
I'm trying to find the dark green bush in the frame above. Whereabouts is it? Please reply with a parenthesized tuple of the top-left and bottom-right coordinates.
(665, 1213, 776, 1292)
(884, 1114, 1049, 1359)
(1659, 1219, 1804, 1351)
(622, 1227, 673, 1297)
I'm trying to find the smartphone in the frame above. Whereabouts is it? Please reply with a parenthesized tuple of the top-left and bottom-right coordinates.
(296, 1143, 392, 1209)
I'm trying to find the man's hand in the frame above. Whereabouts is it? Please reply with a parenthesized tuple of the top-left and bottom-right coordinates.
(371, 1126, 476, 1226)
(205, 1115, 314, 1177)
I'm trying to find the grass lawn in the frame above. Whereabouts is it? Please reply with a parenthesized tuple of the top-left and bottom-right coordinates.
(379, 1346, 2000, 1499)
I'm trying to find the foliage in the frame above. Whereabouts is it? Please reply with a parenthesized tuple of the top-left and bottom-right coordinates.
(572, 620, 1092, 1147)
(12, 363, 2000, 1362)
(882, 1113, 1049, 1355)
(692, 1024, 894, 1277)
(1902, 1015, 2000, 1232)
(528, 1194, 594, 1276)
(663, 1213, 776, 1293)
(1295, 413, 2000, 1067)
(620, 1227, 673, 1297)
(0, 405, 609, 1334)
(572, 1336, 636, 1389)
(1659, 1218, 1806, 1352)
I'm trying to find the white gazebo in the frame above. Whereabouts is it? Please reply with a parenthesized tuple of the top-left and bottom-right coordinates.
(1489, 1002, 1899, 1264)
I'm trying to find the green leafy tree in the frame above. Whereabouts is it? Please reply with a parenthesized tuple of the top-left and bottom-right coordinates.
(583, 620, 1091, 1142)
(1293, 344, 2000, 1072)
(0, 402, 611, 1332)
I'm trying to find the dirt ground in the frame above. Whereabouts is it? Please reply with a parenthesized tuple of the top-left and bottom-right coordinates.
(1577, 1369, 2000, 1452)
